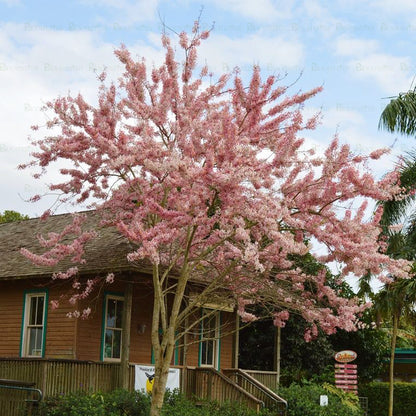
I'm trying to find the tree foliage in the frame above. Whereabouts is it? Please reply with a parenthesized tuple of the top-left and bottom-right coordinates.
(0, 210, 29, 223)
(20, 23, 411, 415)
(379, 90, 416, 136)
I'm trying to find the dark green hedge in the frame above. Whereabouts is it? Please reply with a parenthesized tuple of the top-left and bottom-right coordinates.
(279, 383, 363, 416)
(34, 390, 273, 416)
(359, 382, 416, 416)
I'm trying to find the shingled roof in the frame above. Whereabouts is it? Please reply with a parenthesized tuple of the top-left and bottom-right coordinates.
(0, 211, 139, 280)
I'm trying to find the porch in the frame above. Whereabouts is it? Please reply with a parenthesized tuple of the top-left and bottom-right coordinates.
(0, 358, 286, 415)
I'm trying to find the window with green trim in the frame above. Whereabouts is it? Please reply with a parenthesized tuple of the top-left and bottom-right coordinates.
(199, 309, 220, 368)
(21, 292, 47, 357)
(103, 295, 124, 361)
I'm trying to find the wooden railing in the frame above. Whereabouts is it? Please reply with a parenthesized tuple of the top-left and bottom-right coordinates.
(183, 367, 263, 411)
(223, 369, 287, 415)
(0, 358, 135, 397)
(241, 369, 279, 391)
(0, 378, 42, 416)
(0, 359, 280, 415)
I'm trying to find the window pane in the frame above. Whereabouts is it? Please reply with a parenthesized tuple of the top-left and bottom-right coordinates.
(201, 340, 213, 365)
(28, 327, 43, 356)
(104, 329, 113, 358)
(36, 296, 44, 325)
(113, 329, 121, 358)
(29, 297, 37, 325)
(115, 301, 124, 328)
(107, 300, 116, 328)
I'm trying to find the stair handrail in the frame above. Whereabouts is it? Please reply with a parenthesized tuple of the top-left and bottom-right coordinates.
(222, 369, 287, 410)
(192, 367, 264, 409)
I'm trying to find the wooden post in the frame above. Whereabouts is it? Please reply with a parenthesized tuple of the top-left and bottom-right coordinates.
(274, 326, 281, 390)
(232, 311, 240, 368)
(120, 282, 133, 389)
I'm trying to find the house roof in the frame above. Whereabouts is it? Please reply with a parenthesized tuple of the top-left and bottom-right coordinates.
(0, 211, 138, 280)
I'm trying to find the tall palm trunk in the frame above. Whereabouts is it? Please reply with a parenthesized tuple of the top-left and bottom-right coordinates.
(388, 312, 399, 416)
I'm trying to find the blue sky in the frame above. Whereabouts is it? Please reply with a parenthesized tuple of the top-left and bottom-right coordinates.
(1, 0, 416, 217)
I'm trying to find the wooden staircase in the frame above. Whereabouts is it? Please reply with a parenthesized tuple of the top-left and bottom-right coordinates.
(183, 367, 287, 415)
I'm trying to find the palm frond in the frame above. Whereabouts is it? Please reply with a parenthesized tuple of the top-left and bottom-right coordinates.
(380, 151, 416, 230)
(379, 90, 416, 136)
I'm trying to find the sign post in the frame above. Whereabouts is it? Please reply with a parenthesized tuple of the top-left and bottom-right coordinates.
(334, 350, 358, 394)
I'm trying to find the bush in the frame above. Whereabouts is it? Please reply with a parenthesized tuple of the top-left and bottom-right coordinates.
(359, 382, 416, 416)
(35, 390, 151, 416)
(35, 389, 272, 416)
(279, 382, 364, 416)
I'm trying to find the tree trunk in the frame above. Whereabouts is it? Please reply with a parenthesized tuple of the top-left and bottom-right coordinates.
(120, 282, 133, 389)
(389, 312, 399, 416)
(150, 361, 170, 416)
(149, 335, 176, 416)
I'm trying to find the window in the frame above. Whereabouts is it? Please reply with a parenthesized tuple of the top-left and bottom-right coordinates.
(199, 309, 220, 369)
(21, 291, 48, 357)
(102, 295, 124, 361)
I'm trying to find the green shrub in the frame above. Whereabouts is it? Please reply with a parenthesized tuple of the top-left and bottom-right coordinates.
(279, 382, 364, 416)
(35, 389, 272, 416)
(359, 382, 416, 416)
(35, 390, 151, 416)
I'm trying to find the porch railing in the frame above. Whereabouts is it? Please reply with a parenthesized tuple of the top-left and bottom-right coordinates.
(241, 369, 279, 391)
(0, 358, 135, 397)
(0, 378, 43, 416)
(183, 367, 264, 411)
(223, 369, 287, 415)
(0, 359, 279, 415)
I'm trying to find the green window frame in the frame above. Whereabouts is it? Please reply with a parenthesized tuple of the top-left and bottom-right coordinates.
(20, 290, 48, 358)
(101, 293, 124, 361)
(198, 309, 221, 370)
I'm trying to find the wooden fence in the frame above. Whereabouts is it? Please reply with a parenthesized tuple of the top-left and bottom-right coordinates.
(0, 358, 135, 396)
(0, 358, 135, 415)
(0, 359, 280, 415)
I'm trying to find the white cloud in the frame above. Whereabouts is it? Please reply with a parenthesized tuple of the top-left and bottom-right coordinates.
(370, 0, 416, 13)
(332, 36, 413, 95)
(349, 53, 413, 95)
(76, 0, 161, 24)
(335, 36, 378, 57)
(300, 0, 345, 37)
(199, 33, 304, 75)
(0, 0, 21, 5)
(206, 0, 293, 22)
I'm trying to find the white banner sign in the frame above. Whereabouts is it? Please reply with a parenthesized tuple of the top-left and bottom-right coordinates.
(134, 365, 180, 394)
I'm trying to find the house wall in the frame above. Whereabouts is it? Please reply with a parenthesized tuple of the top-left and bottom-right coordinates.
(0, 278, 77, 359)
(184, 310, 235, 369)
(0, 276, 236, 369)
(76, 277, 154, 363)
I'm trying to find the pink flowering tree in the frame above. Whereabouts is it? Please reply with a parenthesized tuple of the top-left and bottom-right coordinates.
(21, 23, 410, 415)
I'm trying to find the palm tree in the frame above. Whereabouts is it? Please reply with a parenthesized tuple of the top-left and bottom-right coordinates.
(372, 277, 416, 416)
(373, 153, 416, 416)
(377, 89, 416, 416)
(379, 89, 416, 136)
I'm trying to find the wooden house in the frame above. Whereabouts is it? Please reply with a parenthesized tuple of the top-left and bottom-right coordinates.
(0, 212, 287, 415)
(0, 211, 237, 368)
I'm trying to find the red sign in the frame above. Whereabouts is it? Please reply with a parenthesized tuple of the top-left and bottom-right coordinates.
(335, 350, 357, 363)
(334, 361, 358, 394)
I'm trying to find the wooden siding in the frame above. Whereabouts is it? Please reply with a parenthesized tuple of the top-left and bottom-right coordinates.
(0, 279, 77, 359)
(0, 277, 236, 370)
(0, 281, 23, 357)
